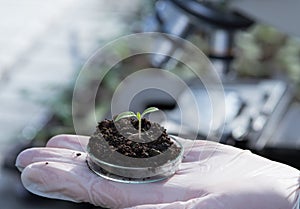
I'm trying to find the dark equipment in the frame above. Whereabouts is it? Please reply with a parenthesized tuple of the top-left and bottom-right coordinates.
(142, 0, 300, 169)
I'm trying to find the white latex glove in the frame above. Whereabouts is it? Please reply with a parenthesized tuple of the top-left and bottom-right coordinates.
(16, 134, 299, 209)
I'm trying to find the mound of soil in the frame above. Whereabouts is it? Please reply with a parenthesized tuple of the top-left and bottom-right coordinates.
(88, 117, 181, 167)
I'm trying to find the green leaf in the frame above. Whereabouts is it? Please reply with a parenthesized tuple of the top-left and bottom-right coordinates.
(136, 112, 141, 121)
(141, 107, 159, 117)
(114, 111, 136, 121)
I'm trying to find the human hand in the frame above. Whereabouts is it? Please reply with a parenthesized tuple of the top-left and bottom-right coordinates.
(16, 134, 299, 209)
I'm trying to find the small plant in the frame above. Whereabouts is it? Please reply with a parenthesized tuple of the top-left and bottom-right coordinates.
(115, 107, 159, 138)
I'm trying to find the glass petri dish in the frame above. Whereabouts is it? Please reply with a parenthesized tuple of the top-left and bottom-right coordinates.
(86, 137, 183, 183)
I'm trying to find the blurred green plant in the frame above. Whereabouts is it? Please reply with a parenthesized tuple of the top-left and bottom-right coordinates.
(31, 2, 155, 141)
(234, 24, 300, 98)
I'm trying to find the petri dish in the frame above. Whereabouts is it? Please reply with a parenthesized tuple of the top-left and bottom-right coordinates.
(86, 137, 183, 183)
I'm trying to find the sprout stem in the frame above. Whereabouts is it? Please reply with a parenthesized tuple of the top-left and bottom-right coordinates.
(138, 118, 141, 139)
(114, 107, 159, 140)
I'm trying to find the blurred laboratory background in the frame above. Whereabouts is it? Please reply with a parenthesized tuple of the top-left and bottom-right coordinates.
(0, 0, 300, 208)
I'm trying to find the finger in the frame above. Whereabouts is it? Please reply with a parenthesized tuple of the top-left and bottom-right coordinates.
(21, 161, 95, 204)
(20, 160, 207, 208)
(46, 134, 89, 151)
(129, 194, 221, 209)
(170, 135, 207, 162)
(21, 161, 135, 208)
(172, 136, 236, 163)
(16, 147, 86, 172)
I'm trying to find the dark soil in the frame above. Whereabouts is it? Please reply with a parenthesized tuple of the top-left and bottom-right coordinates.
(88, 117, 181, 167)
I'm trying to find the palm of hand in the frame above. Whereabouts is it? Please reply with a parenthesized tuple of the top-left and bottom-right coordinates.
(16, 135, 299, 209)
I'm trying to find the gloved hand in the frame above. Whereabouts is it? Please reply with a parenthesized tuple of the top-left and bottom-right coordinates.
(16, 134, 299, 209)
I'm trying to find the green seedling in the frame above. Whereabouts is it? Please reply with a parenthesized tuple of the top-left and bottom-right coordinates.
(115, 107, 159, 139)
